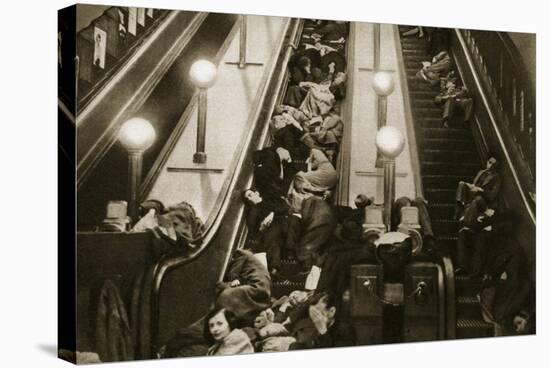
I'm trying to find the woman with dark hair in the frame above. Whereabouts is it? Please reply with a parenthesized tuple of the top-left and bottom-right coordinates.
(203, 307, 253, 356)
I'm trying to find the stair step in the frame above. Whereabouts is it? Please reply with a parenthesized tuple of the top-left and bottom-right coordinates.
(421, 127, 472, 140)
(402, 48, 427, 55)
(403, 54, 431, 62)
(412, 107, 443, 119)
(278, 259, 302, 276)
(456, 296, 484, 319)
(435, 236, 457, 256)
(407, 79, 440, 92)
(411, 98, 438, 108)
(410, 90, 440, 99)
(430, 219, 457, 236)
(417, 117, 447, 129)
(422, 138, 476, 150)
(401, 38, 427, 46)
(455, 275, 484, 296)
(424, 188, 456, 203)
(406, 66, 423, 76)
(422, 161, 479, 176)
(404, 60, 426, 72)
(272, 280, 306, 299)
(421, 149, 478, 165)
(428, 203, 455, 220)
(456, 318, 493, 339)
(422, 174, 470, 189)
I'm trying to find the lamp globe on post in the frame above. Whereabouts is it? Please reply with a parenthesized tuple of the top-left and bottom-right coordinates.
(118, 117, 156, 223)
(372, 70, 395, 168)
(375, 126, 405, 231)
(372, 71, 395, 97)
(189, 59, 217, 164)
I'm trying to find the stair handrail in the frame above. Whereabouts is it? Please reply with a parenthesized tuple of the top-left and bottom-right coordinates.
(455, 29, 536, 225)
(458, 29, 535, 185)
(393, 25, 424, 198)
(334, 22, 355, 206)
(76, 11, 209, 189)
(76, 7, 171, 110)
(145, 18, 304, 355)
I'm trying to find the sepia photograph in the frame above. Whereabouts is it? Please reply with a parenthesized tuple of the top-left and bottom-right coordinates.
(54, 0, 539, 366)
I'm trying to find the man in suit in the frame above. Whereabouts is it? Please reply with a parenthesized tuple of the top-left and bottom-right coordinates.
(253, 146, 293, 202)
(455, 155, 501, 221)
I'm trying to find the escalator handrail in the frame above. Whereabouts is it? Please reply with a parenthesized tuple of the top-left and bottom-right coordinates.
(77, 7, 171, 110)
(334, 22, 355, 206)
(76, 11, 210, 191)
(146, 18, 304, 354)
(393, 24, 424, 198)
(454, 29, 536, 225)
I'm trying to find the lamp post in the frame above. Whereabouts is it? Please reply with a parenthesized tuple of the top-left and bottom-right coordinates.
(118, 117, 156, 222)
(375, 126, 405, 231)
(372, 71, 395, 168)
(189, 59, 218, 164)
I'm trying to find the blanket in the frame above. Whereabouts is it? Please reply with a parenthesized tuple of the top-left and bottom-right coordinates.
(216, 249, 272, 321)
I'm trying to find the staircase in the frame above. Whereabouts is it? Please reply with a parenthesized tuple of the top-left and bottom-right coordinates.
(267, 19, 350, 298)
(398, 26, 493, 339)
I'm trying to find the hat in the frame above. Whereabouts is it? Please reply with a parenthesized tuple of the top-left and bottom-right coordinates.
(354, 194, 373, 209)
(334, 219, 363, 242)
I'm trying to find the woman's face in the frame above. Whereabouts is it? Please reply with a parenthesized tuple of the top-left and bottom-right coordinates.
(208, 310, 231, 342)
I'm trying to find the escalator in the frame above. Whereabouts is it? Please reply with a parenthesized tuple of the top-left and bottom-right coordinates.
(134, 18, 305, 358)
(73, 10, 239, 229)
(137, 18, 352, 358)
(398, 26, 500, 338)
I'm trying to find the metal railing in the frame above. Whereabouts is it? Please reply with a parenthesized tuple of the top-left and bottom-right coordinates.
(460, 29, 535, 180)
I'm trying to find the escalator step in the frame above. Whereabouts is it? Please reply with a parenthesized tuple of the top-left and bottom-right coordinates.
(457, 296, 484, 319)
(418, 117, 446, 129)
(399, 27, 493, 341)
(401, 38, 427, 46)
(430, 219, 457, 235)
(411, 98, 437, 108)
(435, 236, 457, 256)
(422, 174, 471, 189)
(272, 280, 306, 299)
(421, 128, 472, 140)
(422, 161, 480, 176)
(278, 258, 302, 275)
(428, 203, 455, 220)
(422, 138, 477, 150)
(403, 54, 431, 62)
(402, 49, 427, 55)
(410, 90, 439, 99)
(424, 188, 456, 204)
(456, 318, 493, 339)
(455, 275, 484, 296)
(412, 107, 444, 120)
